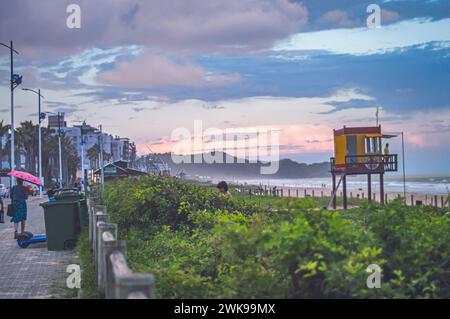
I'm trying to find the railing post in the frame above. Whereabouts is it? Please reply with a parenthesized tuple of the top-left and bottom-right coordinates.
(98, 223, 118, 297)
(104, 237, 125, 299)
(94, 212, 109, 274)
(115, 273, 155, 299)
(92, 205, 106, 248)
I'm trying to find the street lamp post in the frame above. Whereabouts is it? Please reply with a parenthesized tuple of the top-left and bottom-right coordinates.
(22, 88, 45, 197)
(58, 112, 63, 186)
(1, 41, 21, 187)
(98, 125, 104, 193)
(81, 126, 85, 192)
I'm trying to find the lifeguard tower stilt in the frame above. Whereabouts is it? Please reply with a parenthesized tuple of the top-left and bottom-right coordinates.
(329, 126, 398, 209)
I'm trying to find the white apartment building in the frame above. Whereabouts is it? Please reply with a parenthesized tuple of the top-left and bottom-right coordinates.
(48, 115, 132, 175)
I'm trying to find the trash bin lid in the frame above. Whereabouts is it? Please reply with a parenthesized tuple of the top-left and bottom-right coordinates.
(40, 200, 80, 207)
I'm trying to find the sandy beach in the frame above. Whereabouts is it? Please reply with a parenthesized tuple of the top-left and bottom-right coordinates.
(237, 184, 449, 209)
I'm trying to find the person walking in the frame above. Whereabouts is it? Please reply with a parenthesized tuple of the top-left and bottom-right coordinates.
(0, 196, 4, 224)
(10, 179, 30, 238)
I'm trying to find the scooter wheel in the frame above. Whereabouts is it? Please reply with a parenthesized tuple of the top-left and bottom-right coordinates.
(18, 239, 29, 249)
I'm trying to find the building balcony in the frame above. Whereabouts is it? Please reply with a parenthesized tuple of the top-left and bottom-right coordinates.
(330, 154, 398, 175)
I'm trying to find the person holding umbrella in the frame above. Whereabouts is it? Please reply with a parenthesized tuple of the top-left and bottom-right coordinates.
(10, 178, 30, 238)
(7, 171, 43, 239)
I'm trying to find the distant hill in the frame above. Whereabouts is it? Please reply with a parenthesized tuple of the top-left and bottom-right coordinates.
(141, 152, 330, 179)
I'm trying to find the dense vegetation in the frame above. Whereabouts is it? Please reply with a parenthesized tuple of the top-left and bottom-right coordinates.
(102, 176, 449, 299)
(75, 230, 98, 299)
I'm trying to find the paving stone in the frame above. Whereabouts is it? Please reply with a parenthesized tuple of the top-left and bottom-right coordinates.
(0, 197, 75, 299)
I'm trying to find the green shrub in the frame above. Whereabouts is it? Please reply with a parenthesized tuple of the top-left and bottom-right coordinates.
(102, 177, 450, 299)
(74, 231, 97, 299)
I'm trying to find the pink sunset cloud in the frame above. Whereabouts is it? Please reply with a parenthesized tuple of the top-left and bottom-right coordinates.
(96, 52, 241, 88)
(135, 124, 334, 158)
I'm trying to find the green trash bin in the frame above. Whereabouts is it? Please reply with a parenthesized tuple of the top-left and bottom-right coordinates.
(40, 201, 81, 251)
(78, 199, 89, 229)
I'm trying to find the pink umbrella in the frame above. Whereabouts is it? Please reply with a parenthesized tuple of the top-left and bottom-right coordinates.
(8, 170, 44, 186)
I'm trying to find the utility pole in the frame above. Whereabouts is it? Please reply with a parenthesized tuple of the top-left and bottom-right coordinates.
(58, 112, 63, 186)
(376, 106, 379, 126)
(1, 41, 21, 187)
(99, 125, 104, 193)
(401, 132, 406, 201)
(80, 123, 85, 192)
(22, 88, 44, 197)
(10, 41, 14, 181)
(38, 90, 42, 196)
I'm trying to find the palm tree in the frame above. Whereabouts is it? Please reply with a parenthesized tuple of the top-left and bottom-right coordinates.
(0, 121, 11, 171)
(40, 126, 79, 187)
(87, 144, 100, 170)
(129, 142, 137, 167)
(16, 121, 38, 173)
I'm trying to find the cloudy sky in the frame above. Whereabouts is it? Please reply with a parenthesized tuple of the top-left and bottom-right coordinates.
(0, 0, 449, 175)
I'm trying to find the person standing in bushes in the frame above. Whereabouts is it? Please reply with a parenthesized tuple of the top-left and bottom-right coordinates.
(217, 181, 231, 196)
(10, 178, 29, 238)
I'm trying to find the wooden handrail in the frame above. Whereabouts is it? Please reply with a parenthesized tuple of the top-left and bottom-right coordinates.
(88, 198, 155, 299)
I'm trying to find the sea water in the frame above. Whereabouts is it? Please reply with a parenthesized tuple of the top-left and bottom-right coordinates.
(235, 175, 450, 195)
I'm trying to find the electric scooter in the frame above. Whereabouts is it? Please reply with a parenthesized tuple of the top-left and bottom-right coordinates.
(17, 231, 47, 249)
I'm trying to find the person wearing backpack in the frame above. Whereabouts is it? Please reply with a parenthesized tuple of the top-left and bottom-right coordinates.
(10, 179, 29, 239)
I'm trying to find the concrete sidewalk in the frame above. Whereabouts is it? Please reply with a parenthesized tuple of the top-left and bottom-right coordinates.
(0, 196, 75, 298)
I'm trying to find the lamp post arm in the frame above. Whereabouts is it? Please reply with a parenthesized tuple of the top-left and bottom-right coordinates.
(0, 42, 19, 54)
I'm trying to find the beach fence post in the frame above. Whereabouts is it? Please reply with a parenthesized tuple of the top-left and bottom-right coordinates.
(296, 189, 299, 198)
(362, 192, 364, 199)
(373, 193, 376, 202)
(321, 190, 324, 198)
(312, 190, 315, 198)
(288, 189, 291, 197)
(425, 195, 428, 204)
(411, 194, 414, 206)
(434, 195, 438, 207)
(385, 193, 388, 204)
(281, 189, 284, 197)
(304, 189, 307, 198)
(441, 196, 444, 208)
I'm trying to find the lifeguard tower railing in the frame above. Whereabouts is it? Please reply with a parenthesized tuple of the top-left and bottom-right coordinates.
(330, 154, 398, 174)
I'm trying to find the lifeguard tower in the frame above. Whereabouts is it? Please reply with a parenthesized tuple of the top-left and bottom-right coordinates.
(330, 125, 398, 209)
